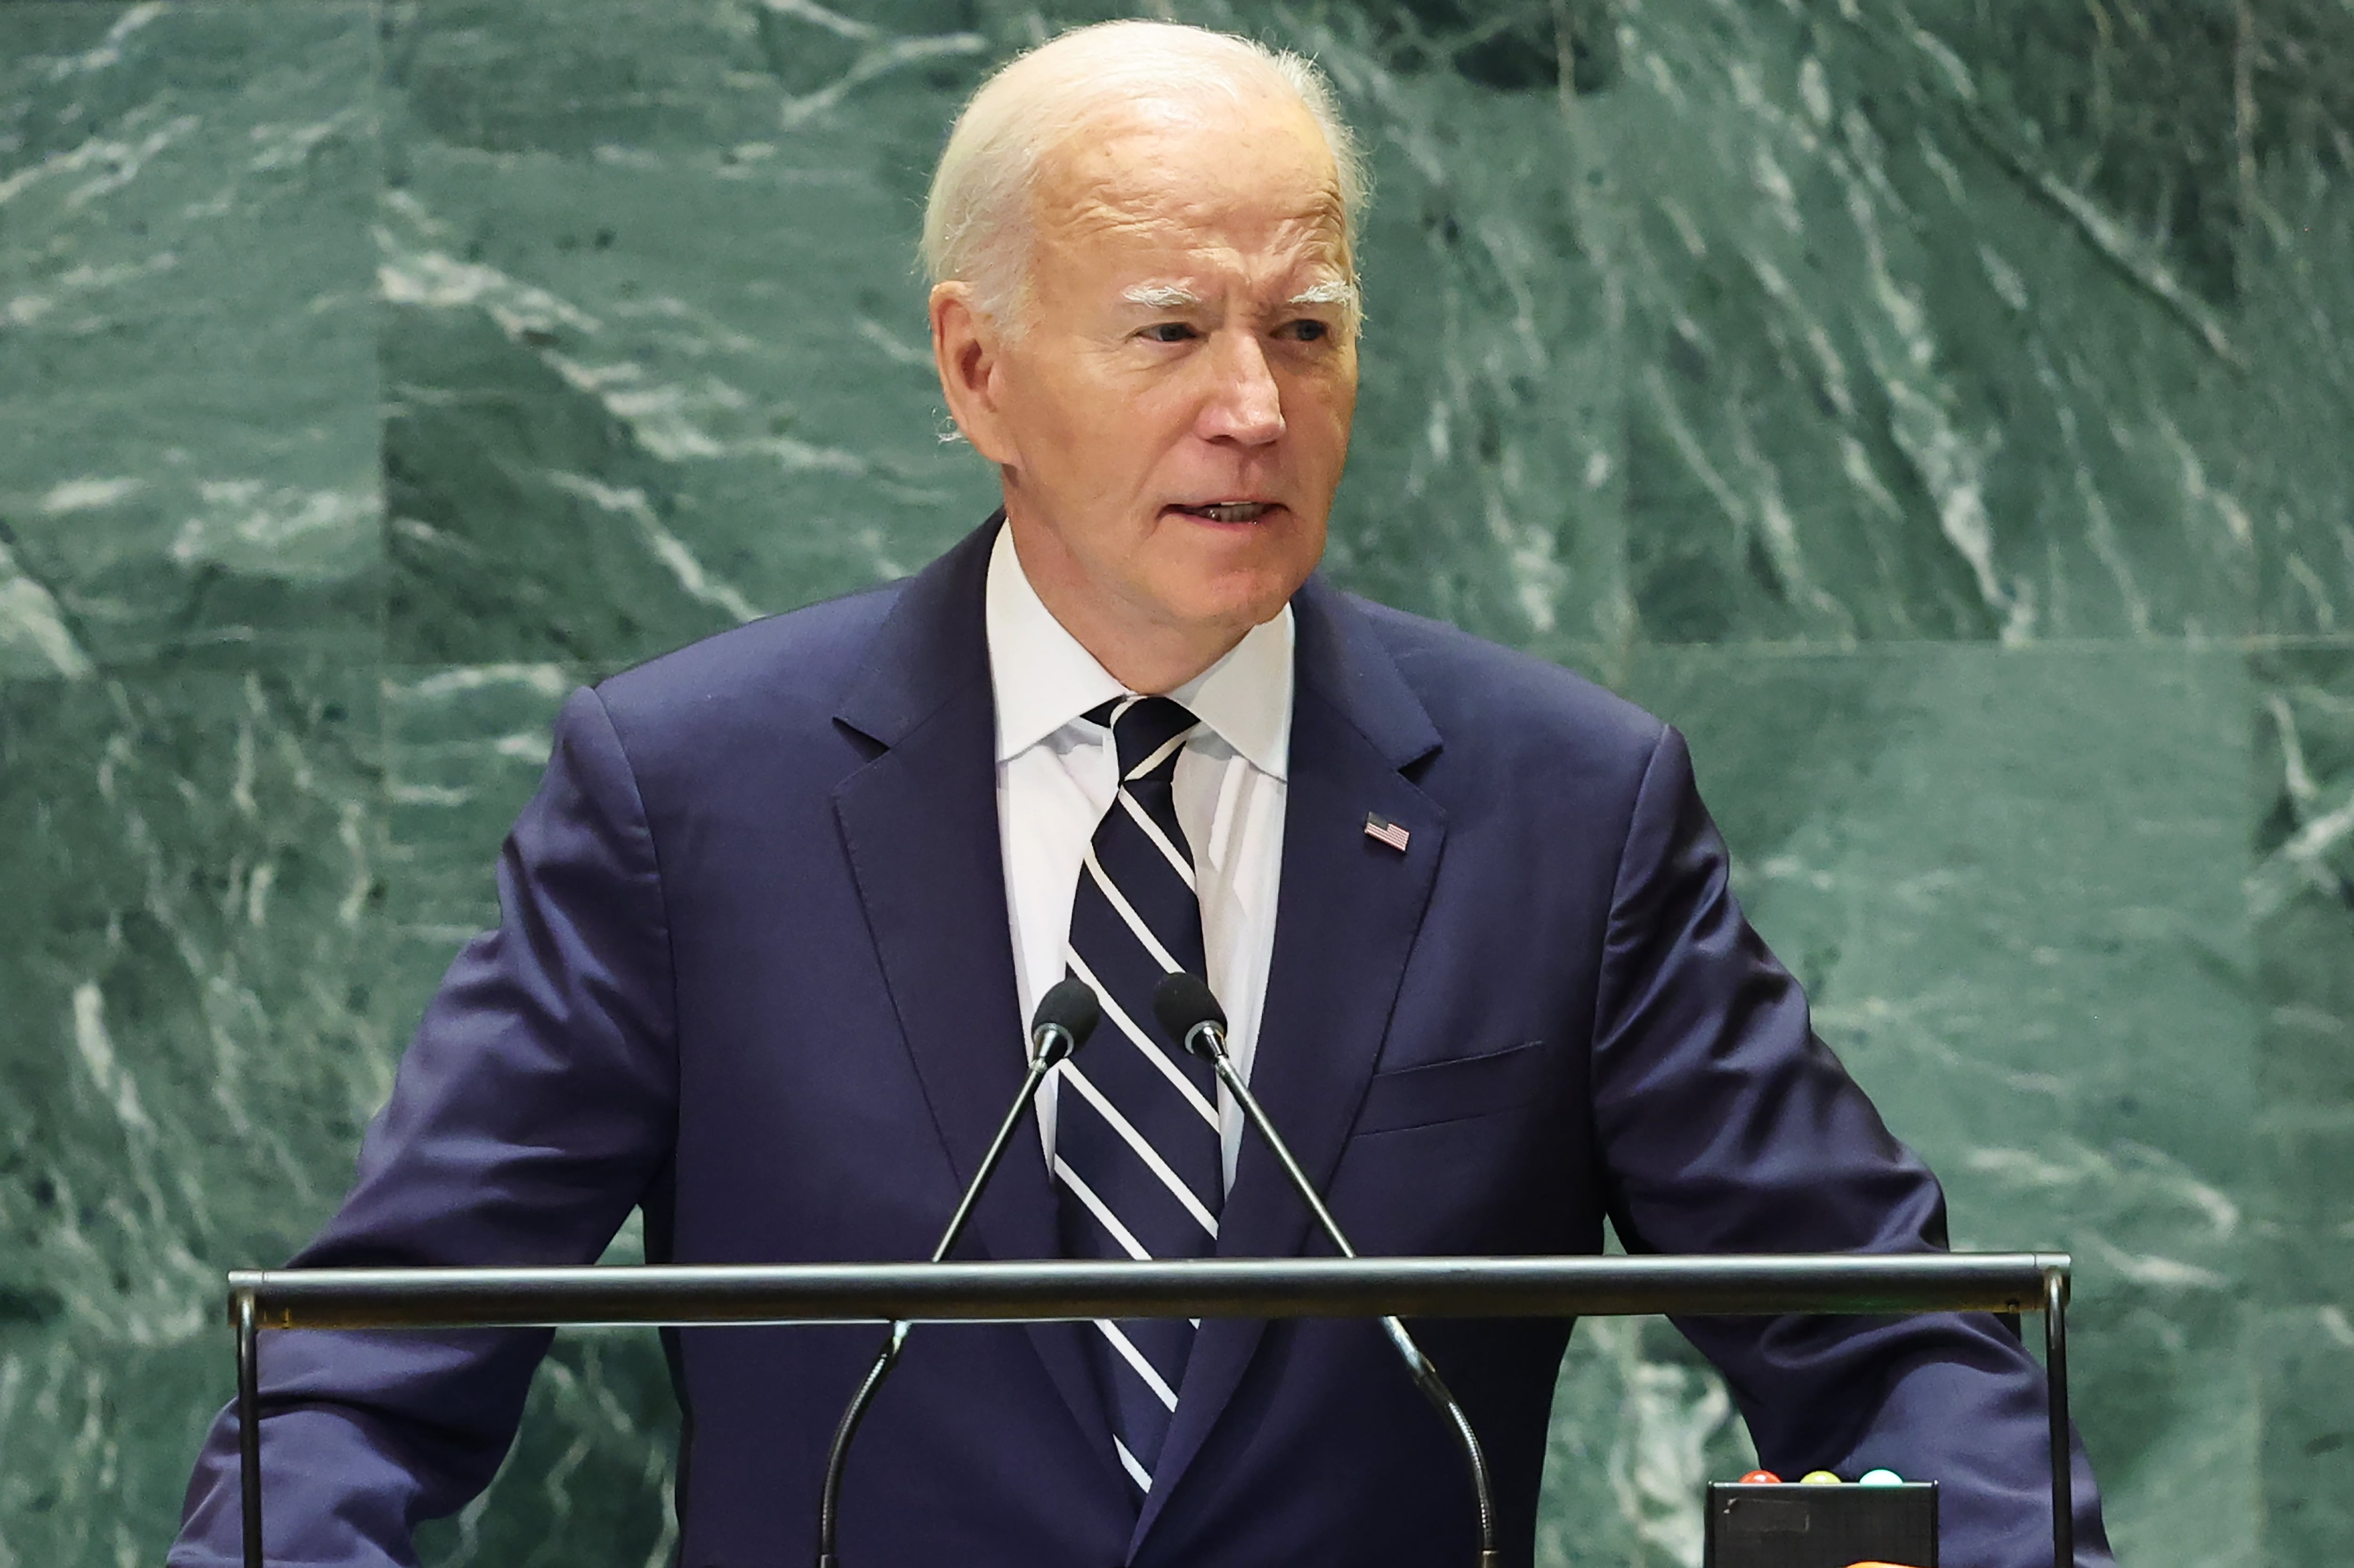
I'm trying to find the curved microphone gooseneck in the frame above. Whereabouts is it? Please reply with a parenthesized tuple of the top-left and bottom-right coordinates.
(814, 978, 1101, 1568)
(1152, 972, 1503, 1568)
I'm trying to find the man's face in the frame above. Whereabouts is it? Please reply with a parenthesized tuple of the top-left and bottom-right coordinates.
(936, 92, 1358, 675)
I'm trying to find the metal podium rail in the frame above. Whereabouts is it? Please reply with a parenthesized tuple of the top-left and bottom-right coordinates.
(225, 1251, 2076, 1568)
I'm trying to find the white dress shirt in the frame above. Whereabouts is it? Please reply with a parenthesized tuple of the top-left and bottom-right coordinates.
(987, 523, 1291, 1192)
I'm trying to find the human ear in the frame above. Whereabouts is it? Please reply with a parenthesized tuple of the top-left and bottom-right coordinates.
(929, 283, 1017, 465)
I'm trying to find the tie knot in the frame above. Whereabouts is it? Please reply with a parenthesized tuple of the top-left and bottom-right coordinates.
(1090, 695, 1199, 781)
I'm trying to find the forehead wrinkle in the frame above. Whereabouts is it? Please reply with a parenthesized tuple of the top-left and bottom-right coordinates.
(1029, 104, 1351, 264)
(1053, 196, 1350, 284)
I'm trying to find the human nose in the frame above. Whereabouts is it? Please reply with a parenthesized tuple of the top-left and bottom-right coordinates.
(1196, 330, 1285, 446)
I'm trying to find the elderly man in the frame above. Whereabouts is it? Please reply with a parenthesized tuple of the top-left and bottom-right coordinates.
(171, 21, 2111, 1568)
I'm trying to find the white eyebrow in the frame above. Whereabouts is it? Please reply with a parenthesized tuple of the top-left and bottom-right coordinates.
(1121, 284, 1202, 310)
(1288, 280, 1359, 308)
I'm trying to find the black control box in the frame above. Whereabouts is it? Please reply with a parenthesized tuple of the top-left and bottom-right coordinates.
(1702, 1481, 1938, 1568)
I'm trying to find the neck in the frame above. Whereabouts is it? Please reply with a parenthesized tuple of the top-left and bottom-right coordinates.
(1005, 518, 1251, 695)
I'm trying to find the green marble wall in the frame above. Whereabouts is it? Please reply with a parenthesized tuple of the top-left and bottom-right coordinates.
(2, 0, 2347, 1563)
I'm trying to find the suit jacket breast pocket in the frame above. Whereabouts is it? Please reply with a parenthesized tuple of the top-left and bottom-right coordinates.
(1352, 1039, 1551, 1136)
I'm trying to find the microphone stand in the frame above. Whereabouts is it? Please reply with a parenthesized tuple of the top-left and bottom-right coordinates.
(1175, 1004, 1503, 1568)
(814, 986, 1094, 1568)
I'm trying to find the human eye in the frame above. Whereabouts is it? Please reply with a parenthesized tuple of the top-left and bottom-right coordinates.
(1277, 316, 1335, 345)
(1139, 321, 1199, 344)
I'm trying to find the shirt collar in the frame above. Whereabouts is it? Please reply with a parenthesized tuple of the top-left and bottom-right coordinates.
(985, 522, 1293, 780)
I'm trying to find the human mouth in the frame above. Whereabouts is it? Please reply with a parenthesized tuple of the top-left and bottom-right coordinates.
(1170, 501, 1277, 523)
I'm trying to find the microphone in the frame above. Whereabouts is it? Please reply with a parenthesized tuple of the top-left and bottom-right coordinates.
(815, 978, 1101, 1568)
(1153, 972, 1502, 1568)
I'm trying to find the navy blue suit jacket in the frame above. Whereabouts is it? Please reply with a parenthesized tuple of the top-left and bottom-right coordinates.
(174, 521, 2111, 1567)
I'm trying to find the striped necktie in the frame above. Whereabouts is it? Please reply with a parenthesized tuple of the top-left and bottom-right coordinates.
(1053, 694, 1222, 1502)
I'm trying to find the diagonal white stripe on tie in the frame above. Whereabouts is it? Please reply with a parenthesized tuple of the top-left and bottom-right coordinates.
(1051, 1156, 1151, 1262)
(1114, 1436, 1153, 1493)
(1080, 845, 1185, 974)
(1096, 1319, 1179, 1410)
(1057, 1063, 1219, 1238)
(1125, 728, 1191, 781)
(1117, 787, 1198, 890)
(1064, 950, 1220, 1128)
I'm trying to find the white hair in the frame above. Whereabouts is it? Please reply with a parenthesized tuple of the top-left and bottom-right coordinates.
(921, 21, 1369, 329)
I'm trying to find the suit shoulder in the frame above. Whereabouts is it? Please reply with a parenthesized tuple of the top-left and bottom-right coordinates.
(589, 578, 905, 744)
(1345, 593, 1666, 767)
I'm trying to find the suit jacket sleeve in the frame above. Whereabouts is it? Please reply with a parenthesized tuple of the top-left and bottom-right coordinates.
(168, 686, 680, 1568)
(1589, 724, 2112, 1568)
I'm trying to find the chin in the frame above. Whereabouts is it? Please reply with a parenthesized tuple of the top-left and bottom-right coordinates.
(1171, 528, 1320, 605)
(1160, 568, 1306, 634)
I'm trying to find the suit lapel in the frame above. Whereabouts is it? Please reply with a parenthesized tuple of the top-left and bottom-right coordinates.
(831, 520, 1116, 1480)
(1133, 580, 1447, 1547)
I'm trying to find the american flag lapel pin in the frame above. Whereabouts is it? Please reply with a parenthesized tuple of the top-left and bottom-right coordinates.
(1362, 812, 1411, 853)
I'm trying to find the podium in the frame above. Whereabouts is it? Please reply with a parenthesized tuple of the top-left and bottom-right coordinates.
(223, 1251, 2076, 1568)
